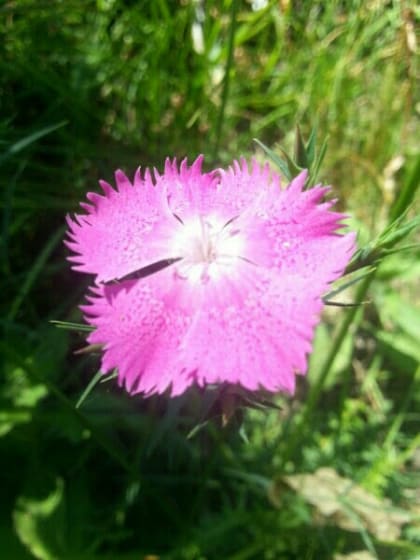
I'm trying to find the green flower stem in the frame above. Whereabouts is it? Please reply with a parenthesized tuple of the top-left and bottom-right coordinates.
(283, 271, 376, 464)
(212, 0, 239, 162)
(389, 155, 420, 222)
(306, 273, 374, 415)
(382, 364, 420, 451)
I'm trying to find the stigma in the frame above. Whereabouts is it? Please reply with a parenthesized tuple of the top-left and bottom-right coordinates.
(171, 214, 244, 284)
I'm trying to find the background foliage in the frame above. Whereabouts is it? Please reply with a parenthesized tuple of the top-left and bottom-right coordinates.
(1, 1, 419, 558)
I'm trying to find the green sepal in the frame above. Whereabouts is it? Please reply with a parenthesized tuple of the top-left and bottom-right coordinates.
(254, 123, 328, 188)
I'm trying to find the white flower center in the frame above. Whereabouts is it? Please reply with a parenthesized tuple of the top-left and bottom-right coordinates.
(171, 215, 244, 284)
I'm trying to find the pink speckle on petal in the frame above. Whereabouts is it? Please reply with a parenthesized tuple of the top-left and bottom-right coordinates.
(66, 157, 356, 397)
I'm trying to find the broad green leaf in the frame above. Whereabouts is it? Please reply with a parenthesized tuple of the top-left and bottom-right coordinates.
(378, 292, 420, 341)
(0, 410, 32, 437)
(0, 524, 33, 559)
(377, 330, 420, 363)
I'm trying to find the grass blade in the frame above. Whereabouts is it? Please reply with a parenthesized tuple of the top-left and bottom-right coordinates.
(0, 121, 68, 166)
(8, 226, 65, 321)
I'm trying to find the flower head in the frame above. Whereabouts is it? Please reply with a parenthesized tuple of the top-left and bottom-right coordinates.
(66, 156, 355, 397)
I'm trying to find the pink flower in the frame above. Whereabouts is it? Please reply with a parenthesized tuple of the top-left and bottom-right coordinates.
(66, 156, 355, 397)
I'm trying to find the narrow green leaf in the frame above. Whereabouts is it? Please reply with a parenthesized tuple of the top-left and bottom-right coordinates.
(50, 320, 94, 333)
(309, 135, 328, 186)
(8, 227, 65, 321)
(99, 371, 118, 384)
(146, 397, 185, 455)
(389, 154, 420, 222)
(305, 123, 318, 165)
(278, 146, 304, 178)
(294, 125, 309, 168)
(380, 214, 420, 249)
(0, 121, 68, 165)
(186, 420, 210, 440)
(324, 267, 375, 300)
(323, 300, 367, 307)
(253, 138, 292, 179)
(76, 370, 106, 409)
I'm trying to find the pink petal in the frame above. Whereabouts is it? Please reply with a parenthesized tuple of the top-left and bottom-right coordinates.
(82, 262, 325, 397)
(223, 170, 356, 288)
(83, 272, 194, 396)
(66, 168, 180, 283)
(69, 158, 357, 398)
(161, 155, 219, 219)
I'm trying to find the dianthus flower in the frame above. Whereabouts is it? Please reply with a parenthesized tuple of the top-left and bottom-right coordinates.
(66, 156, 355, 397)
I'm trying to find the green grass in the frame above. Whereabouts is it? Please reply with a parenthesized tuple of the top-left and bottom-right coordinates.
(1, 1, 419, 559)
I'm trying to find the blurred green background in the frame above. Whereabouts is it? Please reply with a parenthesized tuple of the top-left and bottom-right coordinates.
(1, 1, 419, 559)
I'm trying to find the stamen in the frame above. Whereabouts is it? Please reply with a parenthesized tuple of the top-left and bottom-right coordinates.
(222, 215, 239, 229)
(104, 257, 182, 285)
(170, 213, 246, 284)
(172, 213, 184, 225)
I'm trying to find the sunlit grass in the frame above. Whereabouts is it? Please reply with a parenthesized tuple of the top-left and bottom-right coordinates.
(1, 1, 419, 558)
